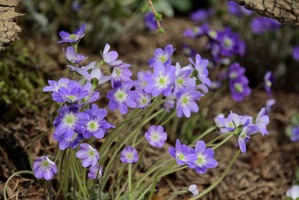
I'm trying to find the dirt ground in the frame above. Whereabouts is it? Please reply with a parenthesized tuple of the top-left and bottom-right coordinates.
(0, 17, 299, 200)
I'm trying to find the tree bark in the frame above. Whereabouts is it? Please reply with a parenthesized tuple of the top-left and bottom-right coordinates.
(0, 0, 23, 51)
(231, 0, 299, 25)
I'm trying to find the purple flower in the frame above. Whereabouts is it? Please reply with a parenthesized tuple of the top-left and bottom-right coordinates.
(68, 62, 111, 85)
(133, 70, 151, 91)
(193, 140, 218, 173)
(265, 98, 276, 115)
(230, 75, 251, 101)
(33, 156, 57, 180)
(136, 90, 151, 109)
(217, 28, 245, 57)
(64, 46, 87, 64)
(76, 143, 100, 167)
(292, 46, 299, 61)
(190, 8, 214, 23)
(183, 25, 207, 38)
(53, 131, 83, 150)
(290, 125, 299, 142)
(88, 165, 103, 179)
(264, 71, 274, 96)
(83, 104, 114, 139)
(188, 185, 199, 196)
(43, 78, 73, 93)
(120, 146, 138, 163)
(254, 108, 269, 136)
(174, 68, 195, 95)
(182, 44, 196, 57)
(228, 63, 245, 80)
(176, 87, 202, 118)
(148, 45, 175, 67)
(236, 121, 258, 153)
(169, 139, 197, 166)
(58, 23, 85, 44)
(215, 112, 252, 134)
(189, 54, 211, 87)
(103, 43, 122, 66)
(144, 62, 176, 97)
(286, 185, 299, 199)
(52, 80, 89, 104)
(53, 105, 88, 141)
(111, 63, 132, 85)
(227, 1, 253, 17)
(145, 125, 167, 147)
(251, 17, 280, 34)
(144, 13, 157, 30)
(163, 94, 176, 111)
(107, 81, 138, 114)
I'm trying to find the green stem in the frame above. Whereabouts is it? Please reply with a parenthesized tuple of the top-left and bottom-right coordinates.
(148, 161, 176, 199)
(128, 164, 132, 200)
(191, 126, 217, 145)
(4, 171, 34, 200)
(211, 134, 234, 150)
(71, 151, 86, 200)
(189, 150, 240, 200)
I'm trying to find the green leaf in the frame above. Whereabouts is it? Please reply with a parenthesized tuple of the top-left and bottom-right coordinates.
(154, 13, 163, 21)
(155, 27, 165, 33)
(292, 113, 299, 125)
(286, 197, 293, 200)
(141, 4, 149, 13)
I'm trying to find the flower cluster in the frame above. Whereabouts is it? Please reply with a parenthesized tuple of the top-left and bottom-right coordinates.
(228, 63, 251, 101)
(169, 139, 218, 173)
(215, 108, 269, 153)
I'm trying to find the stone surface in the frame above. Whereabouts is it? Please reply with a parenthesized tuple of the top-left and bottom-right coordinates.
(0, 0, 23, 51)
(231, 0, 299, 26)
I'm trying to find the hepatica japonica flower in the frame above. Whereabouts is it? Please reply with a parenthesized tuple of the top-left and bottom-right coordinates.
(136, 91, 151, 109)
(144, 12, 157, 30)
(188, 184, 199, 196)
(174, 64, 195, 95)
(111, 63, 132, 85)
(228, 63, 245, 80)
(33, 156, 57, 180)
(190, 8, 214, 23)
(120, 146, 138, 163)
(217, 28, 245, 57)
(103, 43, 122, 66)
(64, 46, 87, 64)
(58, 23, 85, 44)
(76, 143, 100, 167)
(230, 75, 251, 101)
(148, 44, 175, 67)
(53, 131, 84, 150)
(169, 139, 197, 167)
(83, 104, 114, 139)
(254, 108, 270, 136)
(250, 17, 280, 34)
(107, 81, 138, 114)
(227, 1, 253, 17)
(193, 140, 218, 173)
(145, 125, 167, 147)
(176, 87, 202, 118)
(134, 70, 151, 91)
(264, 71, 274, 96)
(144, 62, 176, 97)
(290, 125, 299, 142)
(43, 78, 72, 93)
(88, 165, 103, 179)
(189, 54, 211, 89)
(53, 105, 88, 142)
(286, 185, 299, 199)
(68, 61, 111, 85)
